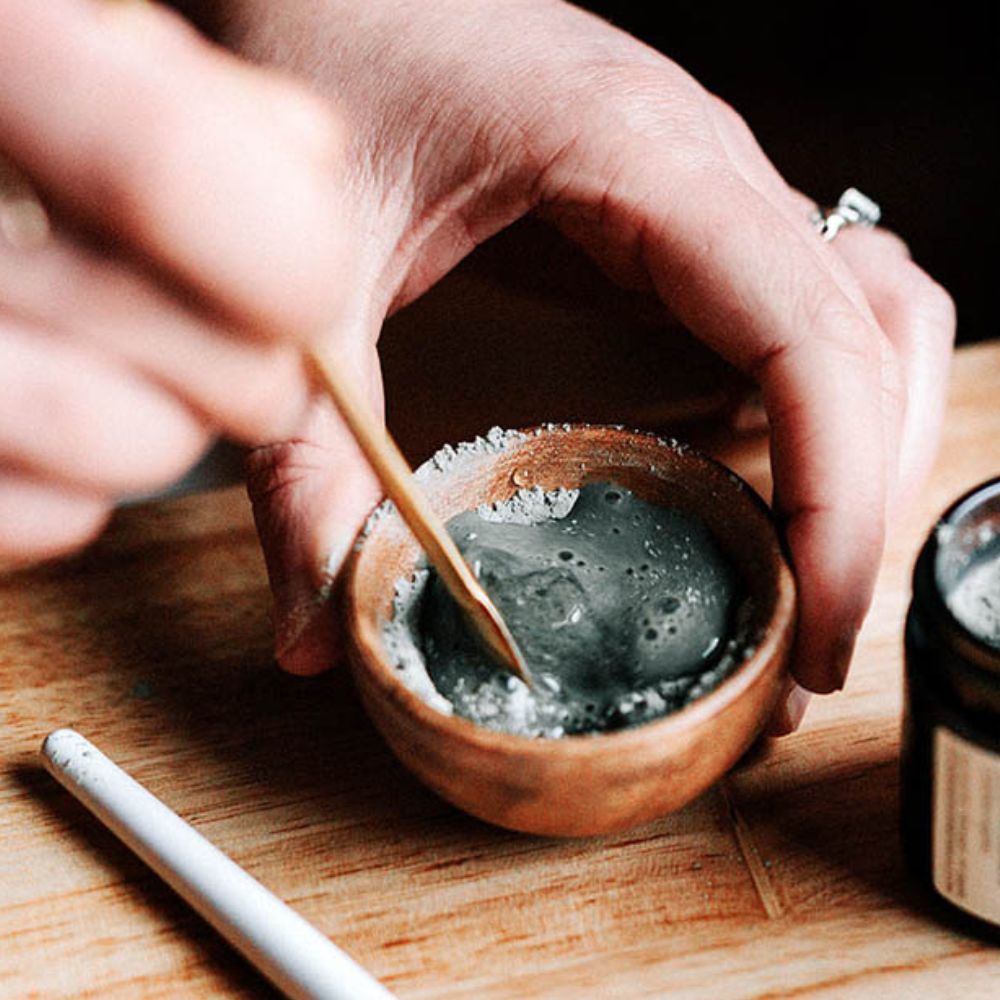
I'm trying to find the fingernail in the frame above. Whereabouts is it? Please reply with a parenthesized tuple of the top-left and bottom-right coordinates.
(274, 594, 341, 675)
(784, 683, 811, 730)
(274, 590, 328, 664)
(767, 682, 812, 736)
(831, 628, 859, 691)
(272, 537, 352, 673)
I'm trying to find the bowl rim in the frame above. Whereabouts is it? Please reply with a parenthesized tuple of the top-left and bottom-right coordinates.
(343, 422, 796, 758)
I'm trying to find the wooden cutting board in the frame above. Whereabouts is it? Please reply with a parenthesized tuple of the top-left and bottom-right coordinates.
(2, 343, 999, 999)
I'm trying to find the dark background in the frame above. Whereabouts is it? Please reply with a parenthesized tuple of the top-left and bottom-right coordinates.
(579, 2, 998, 342)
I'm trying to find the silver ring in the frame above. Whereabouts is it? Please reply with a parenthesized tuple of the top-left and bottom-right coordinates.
(811, 187, 881, 242)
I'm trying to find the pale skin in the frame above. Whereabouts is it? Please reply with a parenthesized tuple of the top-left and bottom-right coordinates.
(0, 0, 955, 732)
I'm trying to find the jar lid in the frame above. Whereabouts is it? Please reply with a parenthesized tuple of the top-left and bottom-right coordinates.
(915, 476, 1000, 676)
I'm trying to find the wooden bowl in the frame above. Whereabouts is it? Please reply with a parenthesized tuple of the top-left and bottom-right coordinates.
(343, 425, 796, 837)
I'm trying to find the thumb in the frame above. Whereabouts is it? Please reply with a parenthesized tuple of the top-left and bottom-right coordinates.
(246, 348, 383, 675)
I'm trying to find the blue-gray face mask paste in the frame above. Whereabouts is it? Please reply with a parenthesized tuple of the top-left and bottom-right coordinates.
(383, 483, 753, 738)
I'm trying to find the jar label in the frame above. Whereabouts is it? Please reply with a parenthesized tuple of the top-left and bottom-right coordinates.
(933, 726, 1000, 925)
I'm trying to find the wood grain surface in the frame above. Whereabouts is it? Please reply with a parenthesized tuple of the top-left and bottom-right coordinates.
(3, 343, 1000, 999)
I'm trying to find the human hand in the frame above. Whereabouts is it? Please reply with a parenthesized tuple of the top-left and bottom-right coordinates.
(0, 0, 377, 558)
(215, 0, 954, 728)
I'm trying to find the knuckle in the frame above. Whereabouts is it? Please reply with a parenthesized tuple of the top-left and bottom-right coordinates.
(708, 93, 753, 140)
(880, 261, 956, 346)
(916, 273, 957, 336)
(655, 164, 753, 249)
(74, 18, 207, 229)
(193, 348, 308, 446)
(262, 74, 346, 168)
(803, 292, 883, 370)
(129, 116, 199, 240)
(553, 65, 728, 174)
(874, 227, 912, 259)
(245, 439, 323, 507)
(76, 81, 191, 241)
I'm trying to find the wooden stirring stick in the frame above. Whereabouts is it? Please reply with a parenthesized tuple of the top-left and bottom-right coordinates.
(305, 349, 532, 685)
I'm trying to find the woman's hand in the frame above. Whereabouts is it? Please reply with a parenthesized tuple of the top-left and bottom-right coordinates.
(0, 0, 370, 556)
(215, 0, 954, 720)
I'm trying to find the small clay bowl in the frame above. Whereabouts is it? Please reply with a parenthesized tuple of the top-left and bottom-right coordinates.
(343, 425, 796, 837)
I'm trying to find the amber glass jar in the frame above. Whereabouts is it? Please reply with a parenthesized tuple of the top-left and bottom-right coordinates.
(902, 477, 1000, 939)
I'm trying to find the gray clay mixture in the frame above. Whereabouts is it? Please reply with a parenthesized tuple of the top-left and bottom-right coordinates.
(382, 480, 755, 738)
(947, 542, 1000, 648)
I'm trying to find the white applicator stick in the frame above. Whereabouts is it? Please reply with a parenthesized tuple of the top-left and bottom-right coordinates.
(41, 729, 397, 1000)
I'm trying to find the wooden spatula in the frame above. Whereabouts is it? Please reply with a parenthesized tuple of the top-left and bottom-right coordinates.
(305, 349, 531, 685)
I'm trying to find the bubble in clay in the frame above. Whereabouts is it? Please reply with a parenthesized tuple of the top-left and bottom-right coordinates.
(381, 482, 757, 738)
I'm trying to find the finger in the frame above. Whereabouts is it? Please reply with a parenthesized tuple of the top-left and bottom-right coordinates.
(0, 317, 211, 495)
(246, 347, 383, 675)
(763, 236, 952, 739)
(700, 102, 950, 694)
(766, 679, 812, 737)
(703, 99, 908, 524)
(0, 0, 349, 342)
(585, 164, 902, 695)
(704, 95, 881, 324)
(616, 97, 909, 696)
(0, 472, 110, 561)
(0, 221, 312, 444)
(769, 206, 953, 511)
(706, 97, 911, 502)
(828, 227, 956, 504)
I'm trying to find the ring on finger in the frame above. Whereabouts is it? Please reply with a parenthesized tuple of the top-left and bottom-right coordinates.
(811, 187, 881, 243)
